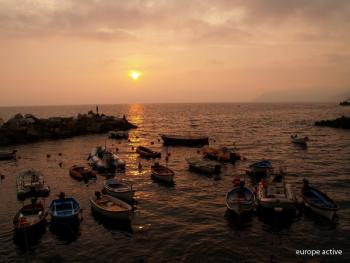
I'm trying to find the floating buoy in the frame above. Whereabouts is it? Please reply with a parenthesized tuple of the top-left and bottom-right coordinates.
(59, 162, 63, 167)
(0, 174, 4, 181)
(46, 154, 51, 158)
(128, 139, 131, 142)
(167, 153, 171, 156)
(165, 156, 169, 162)
(138, 162, 142, 170)
(136, 136, 139, 139)
(115, 147, 119, 152)
(58, 153, 62, 156)
(158, 139, 160, 142)
(131, 146, 134, 151)
(150, 141, 154, 145)
(197, 150, 200, 154)
(17, 156, 21, 159)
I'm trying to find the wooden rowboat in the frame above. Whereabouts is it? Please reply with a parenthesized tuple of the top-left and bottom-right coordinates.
(302, 180, 338, 221)
(90, 192, 132, 221)
(226, 183, 255, 215)
(13, 201, 47, 233)
(136, 146, 161, 159)
(151, 163, 175, 183)
(103, 179, 134, 203)
(160, 134, 209, 147)
(69, 165, 96, 181)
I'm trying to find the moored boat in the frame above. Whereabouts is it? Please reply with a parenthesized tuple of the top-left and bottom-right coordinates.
(203, 146, 241, 163)
(186, 157, 221, 174)
(69, 165, 96, 181)
(90, 192, 132, 221)
(16, 169, 50, 200)
(256, 173, 296, 213)
(103, 179, 134, 203)
(161, 134, 209, 147)
(226, 181, 255, 215)
(302, 179, 338, 221)
(88, 146, 125, 173)
(291, 135, 309, 146)
(49, 193, 80, 222)
(109, 131, 129, 139)
(246, 160, 273, 181)
(136, 146, 161, 159)
(151, 163, 175, 183)
(0, 150, 17, 160)
(13, 201, 47, 233)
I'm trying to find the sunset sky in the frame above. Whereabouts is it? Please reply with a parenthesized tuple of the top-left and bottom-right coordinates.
(0, 0, 350, 106)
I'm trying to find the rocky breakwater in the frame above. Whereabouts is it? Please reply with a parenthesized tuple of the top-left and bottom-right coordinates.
(0, 111, 137, 145)
(315, 116, 350, 129)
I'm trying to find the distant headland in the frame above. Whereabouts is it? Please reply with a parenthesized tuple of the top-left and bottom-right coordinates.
(0, 111, 136, 146)
(315, 116, 350, 129)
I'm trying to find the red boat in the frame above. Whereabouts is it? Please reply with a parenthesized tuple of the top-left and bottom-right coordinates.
(69, 165, 96, 181)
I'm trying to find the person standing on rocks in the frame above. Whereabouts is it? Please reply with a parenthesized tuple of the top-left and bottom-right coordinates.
(96, 106, 99, 116)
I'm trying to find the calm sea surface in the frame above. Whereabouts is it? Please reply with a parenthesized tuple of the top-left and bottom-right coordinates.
(0, 103, 349, 263)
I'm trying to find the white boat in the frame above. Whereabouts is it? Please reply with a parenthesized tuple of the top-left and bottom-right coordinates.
(257, 174, 296, 212)
(103, 179, 134, 203)
(88, 146, 125, 173)
(16, 169, 50, 200)
(226, 182, 255, 215)
(186, 157, 221, 174)
(291, 135, 309, 146)
(151, 163, 174, 184)
(90, 192, 132, 221)
(302, 179, 338, 221)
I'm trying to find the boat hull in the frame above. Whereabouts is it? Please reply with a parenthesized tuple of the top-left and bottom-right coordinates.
(161, 135, 209, 147)
(304, 202, 337, 221)
(90, 196, 132, 221)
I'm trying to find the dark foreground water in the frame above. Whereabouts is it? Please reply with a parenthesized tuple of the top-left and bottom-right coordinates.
(0, 103, 350, 263)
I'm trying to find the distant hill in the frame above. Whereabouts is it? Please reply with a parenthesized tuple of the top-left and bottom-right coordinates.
(255, 88, 350, 103)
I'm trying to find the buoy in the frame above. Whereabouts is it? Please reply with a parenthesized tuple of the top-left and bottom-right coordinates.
(131, 146, 134, 151)
(128, 139, 131, 142)
(0, 174, 4, 180)
(158, 139, 160, 142)
(136, 136, 139, 139)
(46, 154, 51, 158)
(150, 141, 154, 145)
(17, 156, 21, 159)
(59, 162, 63, 167)
(165, 156, 169, 162)
(213, 140, 216, 143)
(115, 147, 119, 152)
(138, 162, 142, 170)
(167, 153, 171, 156)
(197, 150, 200, 154)
(58, 153, 62, 156)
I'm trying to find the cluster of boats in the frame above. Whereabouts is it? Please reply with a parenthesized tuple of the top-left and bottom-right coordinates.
(5, 131, 339, 242)
(226, 160, 338, 221)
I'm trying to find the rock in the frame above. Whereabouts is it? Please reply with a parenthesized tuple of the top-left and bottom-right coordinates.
(315, 116, 350, 129)
(0, 118, 3, 128)
(0, 112, 137, 145)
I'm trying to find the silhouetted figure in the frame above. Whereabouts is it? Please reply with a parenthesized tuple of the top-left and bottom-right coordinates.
(123, 115, 126, 120)
(96, 106, 99, 115)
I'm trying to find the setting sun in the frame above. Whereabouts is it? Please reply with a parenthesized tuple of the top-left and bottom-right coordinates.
(129, 71, 141, 80)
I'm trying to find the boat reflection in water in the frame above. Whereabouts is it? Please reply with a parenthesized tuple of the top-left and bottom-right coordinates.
(91, 210, 133, 235)
(49, 218, 81, 242)
(13, 224, 46, 251)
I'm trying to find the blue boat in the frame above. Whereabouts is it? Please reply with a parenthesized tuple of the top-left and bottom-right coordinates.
(302, 180, 338, 221)
(247, 160, 273, 180)
(49, 193, 80, 222)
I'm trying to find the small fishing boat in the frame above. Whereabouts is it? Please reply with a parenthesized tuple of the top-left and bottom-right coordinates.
(186, 157, 221, 174)
(13, 201, 47, 233)
(291, 135, 309, 146)
(16, 169, 50, 200)
(203, 147, 241, 163)
(109, 131, 129, 139)
(256, 174, 296, 213)
(103, 179, 134, 203)
(88, 146, 125, 173)
(90, 192, 132, 221)
(69, 165, 96, 181)
(151, 163, 175, 183)
(246, 160, 273, 180)
(226, 181, 255, 215)
(136, 146, 161, 159)
(0, 150, 17, 160)
(302, 179, 338, 221)
(49, 193, 80, 222)
(161, 134, 209, 147)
